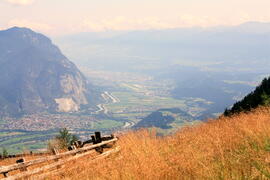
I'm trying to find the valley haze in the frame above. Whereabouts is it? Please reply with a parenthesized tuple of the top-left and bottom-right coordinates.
(0, 22, 269, 154)
(1, 0, 270, 179)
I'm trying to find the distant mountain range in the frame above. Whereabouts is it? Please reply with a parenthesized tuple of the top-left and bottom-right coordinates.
(0, 27, 97, 117)
(55, 21, 270, 118)
(55, 21, 270, 71)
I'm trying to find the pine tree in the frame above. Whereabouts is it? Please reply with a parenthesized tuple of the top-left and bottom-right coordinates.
(2, 147, 8, 158)
(224, 77, 270, 116)
(261, 91, 270, 106)
(55, 128, 78, 149)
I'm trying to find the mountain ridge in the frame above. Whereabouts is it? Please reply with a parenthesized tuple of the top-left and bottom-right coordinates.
(0, 27, 94, 116)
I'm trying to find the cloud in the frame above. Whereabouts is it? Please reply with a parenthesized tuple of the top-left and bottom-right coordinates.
(4, 0, 34, 6)
(80, 15, 222, 32)
(81, 17, 177, 32)
(7, 19, 52, 32)
(81, 14, 257, 32)
(178, 15, 219, 27)
(81, 13, 269, 33)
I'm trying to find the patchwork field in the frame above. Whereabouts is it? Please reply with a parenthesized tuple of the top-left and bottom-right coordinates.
(0, 70, 208, 154)
(0, 117, 125, 154)
(104, 82, 207, 126)
(0, 130, 57, 154)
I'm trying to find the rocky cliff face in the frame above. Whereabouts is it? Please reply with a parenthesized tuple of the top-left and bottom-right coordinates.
(0, 27, 90, 116)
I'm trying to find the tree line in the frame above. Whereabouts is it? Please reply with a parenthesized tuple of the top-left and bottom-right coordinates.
(224, 77, 270, 116)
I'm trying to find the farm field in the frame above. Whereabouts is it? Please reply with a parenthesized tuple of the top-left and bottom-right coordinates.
(0, 117, 125, 154)
(0, 119, 124, 155)
(0, 130, 57, 154)
(104, 82, 206, 126)
(0, 70, 206, 154)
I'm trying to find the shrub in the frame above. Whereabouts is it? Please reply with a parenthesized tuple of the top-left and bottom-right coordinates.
(48, 128, 78, 151)
(2, 147, 8, 158)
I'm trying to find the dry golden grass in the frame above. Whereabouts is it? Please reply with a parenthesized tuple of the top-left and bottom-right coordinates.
(16, 107, 270, 179)
(45, 107, 270, 180)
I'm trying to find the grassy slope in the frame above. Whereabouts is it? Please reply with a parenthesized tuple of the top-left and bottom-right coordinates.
(34, 107, 270, 179)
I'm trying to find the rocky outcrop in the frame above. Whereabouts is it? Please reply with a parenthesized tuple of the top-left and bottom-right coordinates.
(0, 27, 90, 116)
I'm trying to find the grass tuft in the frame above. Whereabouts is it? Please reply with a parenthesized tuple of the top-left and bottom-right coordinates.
(41, 107, 270, 179)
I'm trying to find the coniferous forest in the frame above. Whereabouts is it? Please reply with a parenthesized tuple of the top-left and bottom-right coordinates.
(224, 77, 270, 116)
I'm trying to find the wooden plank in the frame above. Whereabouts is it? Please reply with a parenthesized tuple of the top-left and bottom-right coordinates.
(6, 150, 96, 180)
(52, 148, 59, 155)
(34, 146, 120, 180)
(82, 135, 114, 147)
(3, 172, 8, 178)
(16, 158, 27, 172)
(7, 147, 120, 180)
(95, 132, 102, 143)
(0, 138, 118, 174)
(91, 146, 120, 161)
(91, 135, 96, 144)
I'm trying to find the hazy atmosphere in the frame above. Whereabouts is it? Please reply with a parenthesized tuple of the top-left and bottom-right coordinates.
(1, 0, 270, 179)
(1, 0, 270, 35)
(1, 0, 270, 148)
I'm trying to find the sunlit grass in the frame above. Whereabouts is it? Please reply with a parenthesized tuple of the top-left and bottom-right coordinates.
(34, 107, 270, 179)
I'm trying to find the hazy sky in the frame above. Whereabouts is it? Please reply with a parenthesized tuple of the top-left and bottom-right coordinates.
(0, 0, 270, 36)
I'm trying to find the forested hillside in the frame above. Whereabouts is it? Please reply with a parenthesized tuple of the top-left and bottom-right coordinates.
(224, 77, 270, 116)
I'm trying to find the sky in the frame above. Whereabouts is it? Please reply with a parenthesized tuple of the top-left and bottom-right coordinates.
(0, 0, 270, 36)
